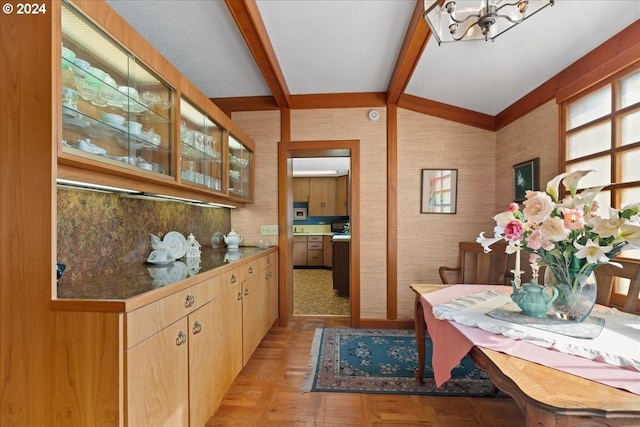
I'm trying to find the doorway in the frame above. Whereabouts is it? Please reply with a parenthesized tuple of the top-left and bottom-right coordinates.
(277, 140, 360, 327)
(292, 157, 350, 316)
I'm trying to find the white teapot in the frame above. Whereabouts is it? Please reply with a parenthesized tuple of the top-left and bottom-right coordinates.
(223, 229, 243, 249)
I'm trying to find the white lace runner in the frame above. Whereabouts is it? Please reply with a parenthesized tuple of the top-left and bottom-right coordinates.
(433, 290, 640, 371)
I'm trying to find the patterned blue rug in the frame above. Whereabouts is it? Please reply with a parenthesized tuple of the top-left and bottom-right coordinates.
(303, 328, 502, 396)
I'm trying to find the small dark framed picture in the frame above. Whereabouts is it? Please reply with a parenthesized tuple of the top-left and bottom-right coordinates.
(513, 158, 539, 202)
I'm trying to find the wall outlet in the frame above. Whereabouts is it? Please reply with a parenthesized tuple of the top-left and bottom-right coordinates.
(261, 225, 278, 235)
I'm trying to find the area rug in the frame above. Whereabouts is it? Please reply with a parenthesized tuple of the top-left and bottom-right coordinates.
(303, 327, 502, 396)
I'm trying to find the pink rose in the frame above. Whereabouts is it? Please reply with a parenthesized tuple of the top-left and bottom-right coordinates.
(562, 208, 584, 230)
(504, 220, 524, 241)
(523, 191, 554, 224)
(526, 229, 544, 250)
(507, 202, 519, 213)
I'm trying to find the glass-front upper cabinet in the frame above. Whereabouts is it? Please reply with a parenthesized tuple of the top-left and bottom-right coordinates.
(60, 3, 173, 176)
(228, 135, 253, 200)
(179, 98, 223, 191)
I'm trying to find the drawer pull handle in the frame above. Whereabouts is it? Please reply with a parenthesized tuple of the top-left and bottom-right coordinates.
(248, 266, 253, 274)
(244, 288, 249, 296)
(237, 291, 243, 300)
(192, 321, 202, 335)
(176, 331, 186, 346)
(230, 274, 237, 284)
(185, 295, 195, 308)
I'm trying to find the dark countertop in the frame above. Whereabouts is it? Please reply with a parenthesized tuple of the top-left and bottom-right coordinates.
(56, 247, 267, 301)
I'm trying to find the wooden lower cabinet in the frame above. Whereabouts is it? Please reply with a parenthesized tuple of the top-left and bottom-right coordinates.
(49, 249, 277, 427)
(188, 300, 219, 427)
(208, 281, 243, 415)
(125, 318, 189, 427)
(293, 236, 307, 266)
(242, 273, 267, 365)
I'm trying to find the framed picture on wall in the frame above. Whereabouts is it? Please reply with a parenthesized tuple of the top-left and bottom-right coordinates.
(420, 169, 458, 214)
(513, 158, 539, 202)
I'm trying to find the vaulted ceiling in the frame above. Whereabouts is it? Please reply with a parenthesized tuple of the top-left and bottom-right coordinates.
(106, 0, 640, 128)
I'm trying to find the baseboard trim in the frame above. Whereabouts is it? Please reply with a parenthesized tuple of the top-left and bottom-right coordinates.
(358, 319, 414, 329)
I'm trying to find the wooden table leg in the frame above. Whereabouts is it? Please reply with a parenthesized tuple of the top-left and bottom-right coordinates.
(414, 294, 426, 385)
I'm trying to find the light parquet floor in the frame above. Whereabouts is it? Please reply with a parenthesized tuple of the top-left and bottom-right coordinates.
(207, 317, 525, 427)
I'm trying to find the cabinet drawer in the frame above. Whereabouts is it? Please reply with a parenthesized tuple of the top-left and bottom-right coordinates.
(307, 242, 323, 250)
(307, 235, 323, 242)
(293, 235, 307, 243)
(260, 252, 277, 271)
(125, 279, 213, 349)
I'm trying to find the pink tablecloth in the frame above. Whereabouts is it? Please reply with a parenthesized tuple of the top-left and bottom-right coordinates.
(421, 284, 640, 395)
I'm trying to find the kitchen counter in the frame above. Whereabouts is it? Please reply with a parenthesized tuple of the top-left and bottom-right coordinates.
(331, 234, 351, 241)
(54, 246, 275, 310)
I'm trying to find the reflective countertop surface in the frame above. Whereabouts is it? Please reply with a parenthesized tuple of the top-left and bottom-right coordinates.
(56, 247, 267, 300)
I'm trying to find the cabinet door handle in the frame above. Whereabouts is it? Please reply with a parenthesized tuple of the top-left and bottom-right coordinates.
(185, 294, 195, 308)
(267, 257, 271, 264)
(248, 266, 253, 274)
(244, 288, 249, 296)
(176, 331, 187, 346)
(192, 321, 202, 335)
(230, 274, 237, 284)
(237, 291, 243, 300)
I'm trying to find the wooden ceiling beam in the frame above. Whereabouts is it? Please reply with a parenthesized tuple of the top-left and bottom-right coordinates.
(398, 94, 496, 131)
(225, 0, 291, 108)
(386, 0, 432, 105)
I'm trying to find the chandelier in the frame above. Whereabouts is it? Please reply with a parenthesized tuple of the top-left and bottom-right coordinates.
(423, 0, 554, 44)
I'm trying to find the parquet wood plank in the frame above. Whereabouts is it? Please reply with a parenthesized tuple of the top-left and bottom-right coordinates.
(207, 317, 525, 426)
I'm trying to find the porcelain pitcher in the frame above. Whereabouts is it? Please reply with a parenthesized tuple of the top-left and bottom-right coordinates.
(511, 281, 558, 318)
(222, 229, 242, 249)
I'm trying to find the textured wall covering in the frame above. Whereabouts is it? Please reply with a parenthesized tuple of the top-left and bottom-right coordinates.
(57, 187, 230, 282)
(291, 108, 389, 319)
(495, 100, 559, 211)
(231, 110, 281, 245)
(224, 103, 559, 322)
(396, 109, 497, 319)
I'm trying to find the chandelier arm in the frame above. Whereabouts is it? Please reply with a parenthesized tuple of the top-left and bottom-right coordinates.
(447, 11, 481, 25)
(496, 13, 526, 24)
(451, 22, 481, 41)
(495, 1, 526, 12)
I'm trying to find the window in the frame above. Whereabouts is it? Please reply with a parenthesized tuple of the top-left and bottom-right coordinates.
(562, 63, 640, 304)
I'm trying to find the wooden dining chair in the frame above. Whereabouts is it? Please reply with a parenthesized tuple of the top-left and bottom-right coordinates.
(439, 241, 512, 285)
(594, 259, 640, 314)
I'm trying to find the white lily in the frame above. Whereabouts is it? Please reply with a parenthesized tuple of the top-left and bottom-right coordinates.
(476, 232, 503, 253)
(545, 172, 568, 202)
(618, 223, 640, 248)
(573, 239, 612, 264)
(562, 170, 593, 197)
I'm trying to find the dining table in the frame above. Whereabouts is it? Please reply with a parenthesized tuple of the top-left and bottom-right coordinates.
(411, 283, 640, 427)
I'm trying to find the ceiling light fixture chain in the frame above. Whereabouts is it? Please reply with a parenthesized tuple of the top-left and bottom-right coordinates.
(424, 0, 554, 44)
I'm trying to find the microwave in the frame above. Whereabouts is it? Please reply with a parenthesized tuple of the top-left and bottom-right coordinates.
(293, 207, 307, 221)
(331, 221, 349, 233)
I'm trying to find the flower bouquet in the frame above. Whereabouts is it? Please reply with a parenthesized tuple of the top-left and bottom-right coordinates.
(477, 170, 640, 321)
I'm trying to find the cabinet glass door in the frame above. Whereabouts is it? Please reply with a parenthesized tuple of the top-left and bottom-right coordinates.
(228, 135, 253, 200)
(179, 98, 223, 191)
(61, 3, 174, 176)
